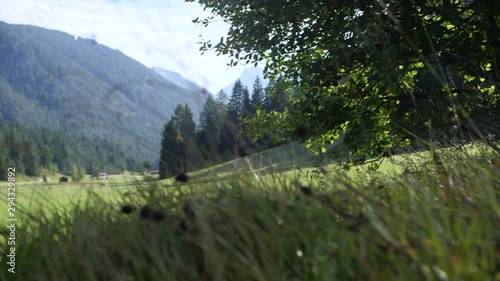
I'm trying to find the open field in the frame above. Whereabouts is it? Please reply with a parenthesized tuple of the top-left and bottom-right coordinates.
(1, 142, 497, 219)
(0, 144, 499, 281)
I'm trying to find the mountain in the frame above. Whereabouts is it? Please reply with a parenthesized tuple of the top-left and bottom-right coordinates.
(0, 21, 207, 165)
(223, 67, 268, 94)
(152, 67, 210, 96)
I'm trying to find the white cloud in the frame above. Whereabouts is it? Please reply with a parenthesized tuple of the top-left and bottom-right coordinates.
(0, 0, 249, 93)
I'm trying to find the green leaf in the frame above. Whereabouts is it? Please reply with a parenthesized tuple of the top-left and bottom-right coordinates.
(464, 74, 475, 82)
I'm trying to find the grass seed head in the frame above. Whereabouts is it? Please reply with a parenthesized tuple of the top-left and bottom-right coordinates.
(183, 202, 196, 219)
(300, 185, 313, 196)
(178, 219, 188, 232)
(175, 174, 189, 182)
(120, 205, 134, 214)
(140, 206, 151, 219)
(151, 210, 165, 222)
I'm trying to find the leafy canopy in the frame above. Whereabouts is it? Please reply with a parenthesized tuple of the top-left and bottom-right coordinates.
(188, 0, 499, 161)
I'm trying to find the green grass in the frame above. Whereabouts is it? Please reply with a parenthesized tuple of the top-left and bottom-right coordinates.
(191, 142, 320, 178)
(0, 145, 499, 281)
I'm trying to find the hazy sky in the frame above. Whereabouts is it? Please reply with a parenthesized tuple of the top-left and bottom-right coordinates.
(0, 0, 250, 93)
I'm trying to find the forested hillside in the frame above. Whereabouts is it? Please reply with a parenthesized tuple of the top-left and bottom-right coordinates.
(0, 21, 207, 174)
(0, 118, 133, 180)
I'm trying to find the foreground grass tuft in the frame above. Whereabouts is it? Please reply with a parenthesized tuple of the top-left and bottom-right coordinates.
(1, 150, 499, 281)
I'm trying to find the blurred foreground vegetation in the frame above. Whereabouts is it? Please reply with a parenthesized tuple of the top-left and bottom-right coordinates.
(1, 146, 498, 281)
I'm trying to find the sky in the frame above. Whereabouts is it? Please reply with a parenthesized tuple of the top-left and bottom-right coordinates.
(0, 0, 250, 93)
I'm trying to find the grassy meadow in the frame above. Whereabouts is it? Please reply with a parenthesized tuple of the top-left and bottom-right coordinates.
(0, 143, 499, 281)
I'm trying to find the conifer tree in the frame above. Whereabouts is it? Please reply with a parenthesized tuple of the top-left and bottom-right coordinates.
(159, 119, 179, 179)
(227, 79, 245, 122)
(172, 104, 197, 172)
(198, 95, 220, 164)
(220, 80, 247, 158)
(263, 76, 289, 112)
(250, 77, 264, 115)
(242, 86, 252, 118)
(22, 141, 39, 177)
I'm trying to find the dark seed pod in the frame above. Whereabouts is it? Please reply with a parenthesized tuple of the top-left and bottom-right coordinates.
(183, 202, 196, 219)
(151, 210, 165, 222)
(120, 205, 134, 214)
(140, 206, 151, 219)
(175, 174, 189, 182)
(178, 219, 188, 232)
(300, 186, 313, 196)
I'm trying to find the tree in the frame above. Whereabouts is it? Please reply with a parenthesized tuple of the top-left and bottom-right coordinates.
(216, 89, 229, 106)
(159, 119, 180, 179)
(218, 120, 239, 159)
(71, 165, 85, 182)
(246, 76, 293, 149)
(158, 109, 195, 178)
(242, 86, 252, 118)
(93, 167, 101, 178)
(0, 157, 6, 181)
(227, 80, 245, 122)
(219, 80, 251, 158)
(190, 0, 500, 160)
(215, 89, 229, 132)
(263, 76, 290, 113)
(22, 142, 39, 177)
(172, 104, 197, 172)
(198, 95, 221, 164)
(7, 129, 21, 168)
(250, 77, 264, 115)
(53, 143, 71, 174)
(39, 145, 53, 168)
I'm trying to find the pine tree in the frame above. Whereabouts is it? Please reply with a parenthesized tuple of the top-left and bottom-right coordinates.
(39, 145, 53, 168)
(263, 76, 289, 112)
(198, 95, 221, 164)
(215, 90, 229, 132)
(159, 119, 179, 179)
(250, 77, 264, 115)
(172, 104, 197, 172)
(0, 157, 6, 181)
(220, 80, 254, 158)
(227, 79, 245, 122)
(216, 89, 229, 106)
(7, 129, 21, 168)
(242, 86, 252, 118)
(218, 120, 239, 160)
(22, 141, 39, 177)
(261, 76, 292, 149)
(53, 143, 71, 174)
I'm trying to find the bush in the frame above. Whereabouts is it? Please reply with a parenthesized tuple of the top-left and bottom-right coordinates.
(70, 165, 85, 182)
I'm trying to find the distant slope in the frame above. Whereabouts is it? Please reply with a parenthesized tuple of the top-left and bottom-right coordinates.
(0, 21, 207, 162)
(152, 66, 210, 96)
(223, 67, 268, 94)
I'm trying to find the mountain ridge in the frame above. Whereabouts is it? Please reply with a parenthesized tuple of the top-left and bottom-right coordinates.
(0, 21, 207, 163)
(152, 66, 210, 96)
(223, 67, 268, 94)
